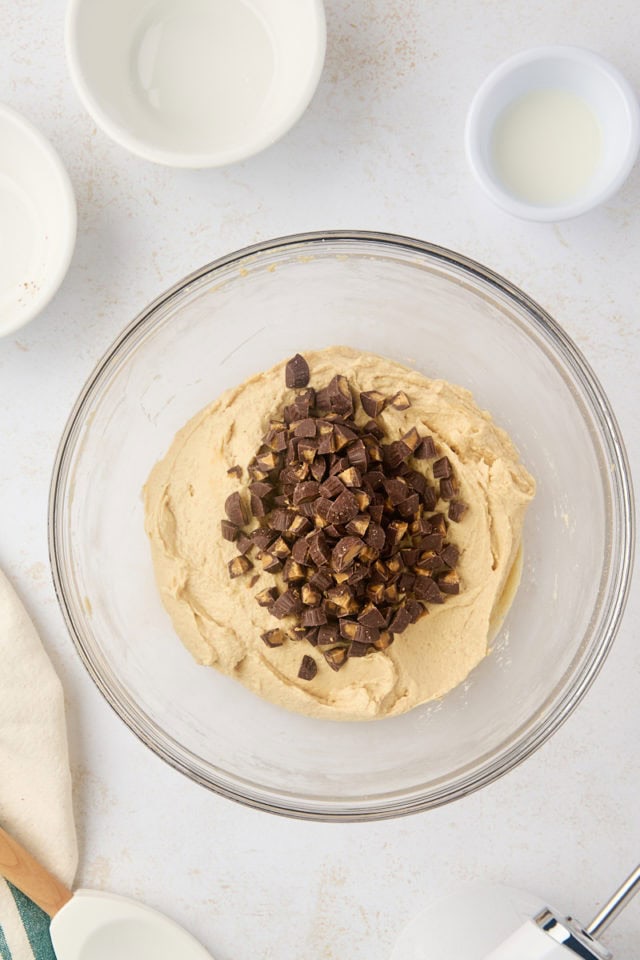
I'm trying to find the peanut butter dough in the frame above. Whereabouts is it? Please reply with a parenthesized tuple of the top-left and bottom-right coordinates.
(144, 347, 535, 721)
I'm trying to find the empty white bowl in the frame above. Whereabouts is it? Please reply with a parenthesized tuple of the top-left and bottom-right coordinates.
(65, 0, 326, 167)
(465, 46, 640, 221)
(0, 104, 76, 337)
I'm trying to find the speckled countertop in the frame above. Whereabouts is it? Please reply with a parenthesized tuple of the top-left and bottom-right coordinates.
(1, 1, 639, 958)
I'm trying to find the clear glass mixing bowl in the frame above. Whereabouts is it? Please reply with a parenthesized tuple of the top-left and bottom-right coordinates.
(49, 232, 634, 820)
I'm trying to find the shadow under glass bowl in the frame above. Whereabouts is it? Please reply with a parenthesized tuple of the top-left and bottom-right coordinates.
(49, 231, 634, 821)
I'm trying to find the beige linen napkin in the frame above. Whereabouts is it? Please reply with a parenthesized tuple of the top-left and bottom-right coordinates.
(0, 568, 77, 960)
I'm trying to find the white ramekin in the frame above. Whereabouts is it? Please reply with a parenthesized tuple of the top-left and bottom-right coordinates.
(65, 0, 326, 168)
(465, 46, 640, 221)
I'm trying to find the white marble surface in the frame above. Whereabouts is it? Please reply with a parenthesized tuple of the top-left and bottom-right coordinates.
(1, 1, 640, 957)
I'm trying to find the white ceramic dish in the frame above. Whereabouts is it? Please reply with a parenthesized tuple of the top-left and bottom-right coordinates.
(465, 46, 640, 221)
(0, 104, 76, 338)
(65, 0, 326, 168)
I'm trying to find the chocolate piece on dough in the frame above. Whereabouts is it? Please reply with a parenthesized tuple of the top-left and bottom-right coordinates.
(285, 354, 310, 388)
(298, 654, 318, 680)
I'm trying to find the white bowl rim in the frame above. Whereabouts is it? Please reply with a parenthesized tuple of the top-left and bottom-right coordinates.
(48, 230, 636, 820)
(0, 102, 77, 337)
(64, 0, 327, 168)
(465, 44, 640, 222)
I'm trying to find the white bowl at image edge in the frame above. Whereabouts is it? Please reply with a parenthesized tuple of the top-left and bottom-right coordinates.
(0, 104, 76, 337)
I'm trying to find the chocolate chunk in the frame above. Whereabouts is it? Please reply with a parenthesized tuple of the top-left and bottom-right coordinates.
(249, 481, 273, 499)
(365, 522, 386, 551)
(297, 438, 318, 463)
(346, 515, 370, 537)
(285, 354, 310, 388)
(383, 477, 409, 504)
(331, 536, 364, 572)
(271, 537, 291, 559)
(339, 619, 358, 640)
(360, 390, 387, 417)
(357, 603, 387, 628)
(397, 493, 420, 518)
(433, 456, 451, 479)
(317, 623, 340, 645)
(399, 571, 416, 592)
(261, 554, 282, 573)
(255, 450, 280, 473)
(383, 440, 410, 468)
(439, 478, 455, 500)
(363, 419, 384, 439)
(236, 533, 253, 555)
(224, 491, 248, 526)
(414, 575, 444, 604)
(440, 543, 460, 568)
(354, 623, 380, 645)
(227, 465, 243, 479)
(419, 533, 444, 552)
(291, 539, 310, 564)
(448, 500, 467, 522)
(373, 631, 394, 651)
(400, 427, 421, 453)
(323, 646, 348, 671)
(400, 547, 419, 567)
(390, 391, 411, 410)
(261, 628, 286, 648)
(301, 606, 328, 627)
(333, 423, 357, 450)
(347, 563, 370, 585)
(338, 466, 362, 488)
(319, 475, 346, 499)
(228, 555, 252, 578)
(327, 375, 353, 415)
(389, 605, 412, 633)
(298, 654, 318, 680)
(438, 570, 460, 595)
(313, 497, 334, 520)
(416, 550, 440, 571)
(270, 588, 302, 619)
(326, 490, 359, 525)
(304, 628, 320, 646)
(251, 528, 277, 551)
(429, 513, 447, 537)
(288, 515, 312, 537)
(221, 520, 239, 542)
(348, 639, 370, 658)
(256, 587, 278, 607)
(250, 493, 268, 518)
(301, 583, 322, 606)
(283, 559, 307, 583)
(310, 458, 327, 482)
(369, 503, 384, 525)
(294, 418, 317, 438)
(404, 599, 424, 623)
(405, 469, 427, 495)
(414, 436, 437, 460)
(307, 530, 331, 566)
(346, 439, 368, 470)
(309, 568, 333, 591)
(269, 508, 294, 531)
(422, 486, 438, 511)
(293, 480, 320, 505)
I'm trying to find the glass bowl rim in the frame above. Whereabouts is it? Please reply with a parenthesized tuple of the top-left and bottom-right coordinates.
(48, 230, 636, 821)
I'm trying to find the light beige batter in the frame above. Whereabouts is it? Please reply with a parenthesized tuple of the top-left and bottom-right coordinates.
(144, 347, 535, 721)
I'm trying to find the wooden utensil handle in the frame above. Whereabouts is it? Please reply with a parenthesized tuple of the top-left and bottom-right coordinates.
(0, 825, 72, 917)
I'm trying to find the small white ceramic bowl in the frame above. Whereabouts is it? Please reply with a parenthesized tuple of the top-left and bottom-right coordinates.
(0, 104, 76, 337)
(465, 46, 640, 221)
(66, 0, 326, 168)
